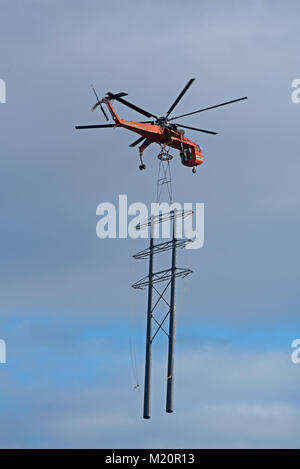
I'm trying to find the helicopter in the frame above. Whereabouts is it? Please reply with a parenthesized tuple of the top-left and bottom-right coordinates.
(75, 79, 247, 174)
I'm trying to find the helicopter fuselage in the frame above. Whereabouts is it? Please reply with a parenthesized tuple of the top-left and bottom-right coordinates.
(76, 79, 247, 174)
(106, 100, 204, 168)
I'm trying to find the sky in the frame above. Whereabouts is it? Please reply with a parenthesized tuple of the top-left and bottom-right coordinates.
(0, 0, 300, 448)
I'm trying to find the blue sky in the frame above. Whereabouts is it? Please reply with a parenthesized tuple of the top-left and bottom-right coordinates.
(0, 0, 300, 448)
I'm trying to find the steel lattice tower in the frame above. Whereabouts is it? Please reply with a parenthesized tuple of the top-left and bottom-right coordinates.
(132, 208, 192, 419)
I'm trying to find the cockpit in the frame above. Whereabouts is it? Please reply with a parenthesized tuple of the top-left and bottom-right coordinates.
(180, 147, 193, 164)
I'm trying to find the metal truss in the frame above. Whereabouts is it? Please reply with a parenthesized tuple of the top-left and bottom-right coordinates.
(132, 208, 192, 419)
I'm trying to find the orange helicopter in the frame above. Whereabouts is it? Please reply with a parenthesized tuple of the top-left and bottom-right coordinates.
(75, 79, 247, 174)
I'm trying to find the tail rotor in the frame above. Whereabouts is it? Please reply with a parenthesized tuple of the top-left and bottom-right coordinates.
(91, 85, 109, 121)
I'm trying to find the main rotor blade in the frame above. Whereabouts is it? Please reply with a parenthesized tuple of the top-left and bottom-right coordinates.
(169, 96, 248, 121)
(75, 124, 115, 129)
(177, 124, 218, 135)
(129, 136, 145, 147)
(113, 96, 158, 119)
(166, 78, 195, 118)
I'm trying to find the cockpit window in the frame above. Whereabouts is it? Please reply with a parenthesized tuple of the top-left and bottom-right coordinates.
(196, 144, 201, 151)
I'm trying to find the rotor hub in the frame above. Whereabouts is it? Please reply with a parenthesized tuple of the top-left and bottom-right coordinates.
(156, 117, 168, 125)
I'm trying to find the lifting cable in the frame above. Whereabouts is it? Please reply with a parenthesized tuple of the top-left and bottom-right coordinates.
(156, 145, 174, 205)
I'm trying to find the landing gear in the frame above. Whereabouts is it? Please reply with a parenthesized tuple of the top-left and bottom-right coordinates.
(139, 147, 147, 171)
(192, 167, 196, 174)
